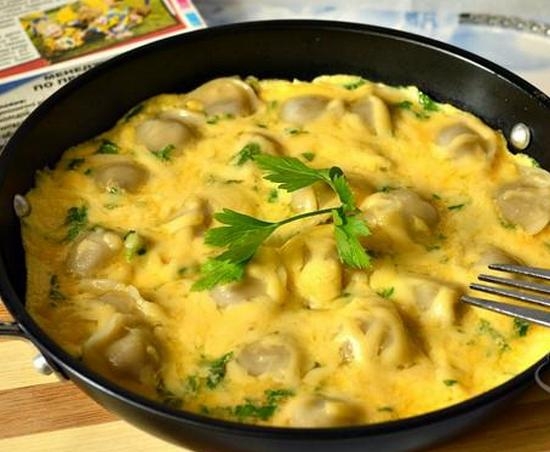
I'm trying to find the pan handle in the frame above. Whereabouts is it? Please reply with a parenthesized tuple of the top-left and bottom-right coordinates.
(0, 320, 26, 337)
(0, 298, 67, 378)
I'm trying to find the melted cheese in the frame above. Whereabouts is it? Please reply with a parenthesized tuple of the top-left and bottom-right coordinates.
(22, 75, 550, 426)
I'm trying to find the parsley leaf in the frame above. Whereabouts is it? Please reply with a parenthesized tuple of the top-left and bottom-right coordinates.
(332, 208, 372, 269)
(192, 156, 373, 290)
(513, 318, 530, 337)
(254, 154, 330, 192)
(192, 258, 246, 291)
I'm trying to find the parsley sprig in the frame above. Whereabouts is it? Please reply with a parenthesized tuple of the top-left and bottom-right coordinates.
(191, 154, 372, 291)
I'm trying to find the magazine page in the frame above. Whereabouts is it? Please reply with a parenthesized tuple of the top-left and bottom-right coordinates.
(0, 0, 205, 149)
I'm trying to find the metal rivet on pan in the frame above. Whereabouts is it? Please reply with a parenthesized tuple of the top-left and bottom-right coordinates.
(13, 194, 31, 218)
(33, 353, 54, 376)
(510, 122, 531, 150)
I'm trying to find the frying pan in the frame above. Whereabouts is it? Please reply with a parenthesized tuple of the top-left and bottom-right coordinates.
(1, 20, 549, 452)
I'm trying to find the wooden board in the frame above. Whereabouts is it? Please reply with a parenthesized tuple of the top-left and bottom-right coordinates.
(1, 303, 549, 451)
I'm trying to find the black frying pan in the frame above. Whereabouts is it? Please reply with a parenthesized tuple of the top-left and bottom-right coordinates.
(1, 21, 549, 452)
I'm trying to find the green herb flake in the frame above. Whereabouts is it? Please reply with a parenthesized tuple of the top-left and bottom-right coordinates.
(267, 189, 279, 203)
(124, 231, 146, 262)
(478, 319, 510, 352)
(48, 275, 66, 302)
(342, 78, 367, 90)
(499, 219, 516, 230)
(231, 388, 294, 421)
(513, 318, 530, 337)
(66, 158, 85, 170)
(285, 127, 308, 136)
(205, 352, 233, 389)
(418, 92, 439, 112)
(443, 379, 458, 386)
(447, 203, 465, 211)
(377, 406, 394, 412)
(233, 142, 262, 166)
(395, 100, 413, 110)
(376, 287, 395, 299)
(97, 139, 119, 154)
(301, 151, 316, 162)
(155, 379, 183, 409)
(150, 144, 175, 162)
(65, 205, 88, 240)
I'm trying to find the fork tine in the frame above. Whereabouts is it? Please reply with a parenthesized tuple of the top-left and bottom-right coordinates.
(478, 274, 550, 296)
(461, 295, 550, 328)
(488, 264, 550, 280)
(469, 282, 550, 308)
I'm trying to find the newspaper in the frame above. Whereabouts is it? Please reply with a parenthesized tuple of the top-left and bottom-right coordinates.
(0, 0, 205, 149)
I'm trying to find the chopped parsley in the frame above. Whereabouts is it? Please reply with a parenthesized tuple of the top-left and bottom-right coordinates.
(285, 127, 308, 136)
(376, 287, 395, 299)
(478, 319, 510, 352)
(418, 91, 439, 112)
(447, 203, 465, 211)
(342, 78, 367, 90)
(48, 275, 66, 302)
(443, 379, 458, 386)
(301, 151, 316, 162)
(206, 113, 234, 124)
(155, 379, 183, 409)
(124, 231, 147, 261)
(205, 352, 233, 389)
(267, 188, 279, 203)
(233, 142, 262, 166)
(65, 205, 88, 240)
(513, 318, 530, 337)
(96, 139, 119, 154)
(231, 388, 295, 421)
(66, 158, 85, 170)
(377, 406, 394, 412)
(150, 144, 175, 162)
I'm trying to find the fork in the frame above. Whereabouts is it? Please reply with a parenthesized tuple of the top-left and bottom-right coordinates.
(461, 264, 550, 328)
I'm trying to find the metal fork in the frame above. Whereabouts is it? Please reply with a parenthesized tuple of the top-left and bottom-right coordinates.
(461, 264, 550, 328)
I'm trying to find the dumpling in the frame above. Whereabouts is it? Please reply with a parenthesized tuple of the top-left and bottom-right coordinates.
(67, 229, 123, 277)
(184, 77, 259, 117)
(280, 394, 363, 427)
(338, 297, 413, 367)
(370, 267, 460, 327)
(82, 313, 159, 385)
(349, 94, 392, 136)
(91, 156, 149, 193)
(279, 95, 330, 125)
(209, 247, 287, 307)
(494, 166, 550, 234)
(135, 117, 194, 153)
(435, 120, 496, 163)
(235, 334, 301, 383)
(360, 189, 438, 251)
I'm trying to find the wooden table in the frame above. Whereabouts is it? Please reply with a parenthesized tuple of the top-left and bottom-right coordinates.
(1, 303, 549, 452)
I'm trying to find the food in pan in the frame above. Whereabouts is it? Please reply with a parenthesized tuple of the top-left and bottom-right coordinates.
(21, 75, 550, 427)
